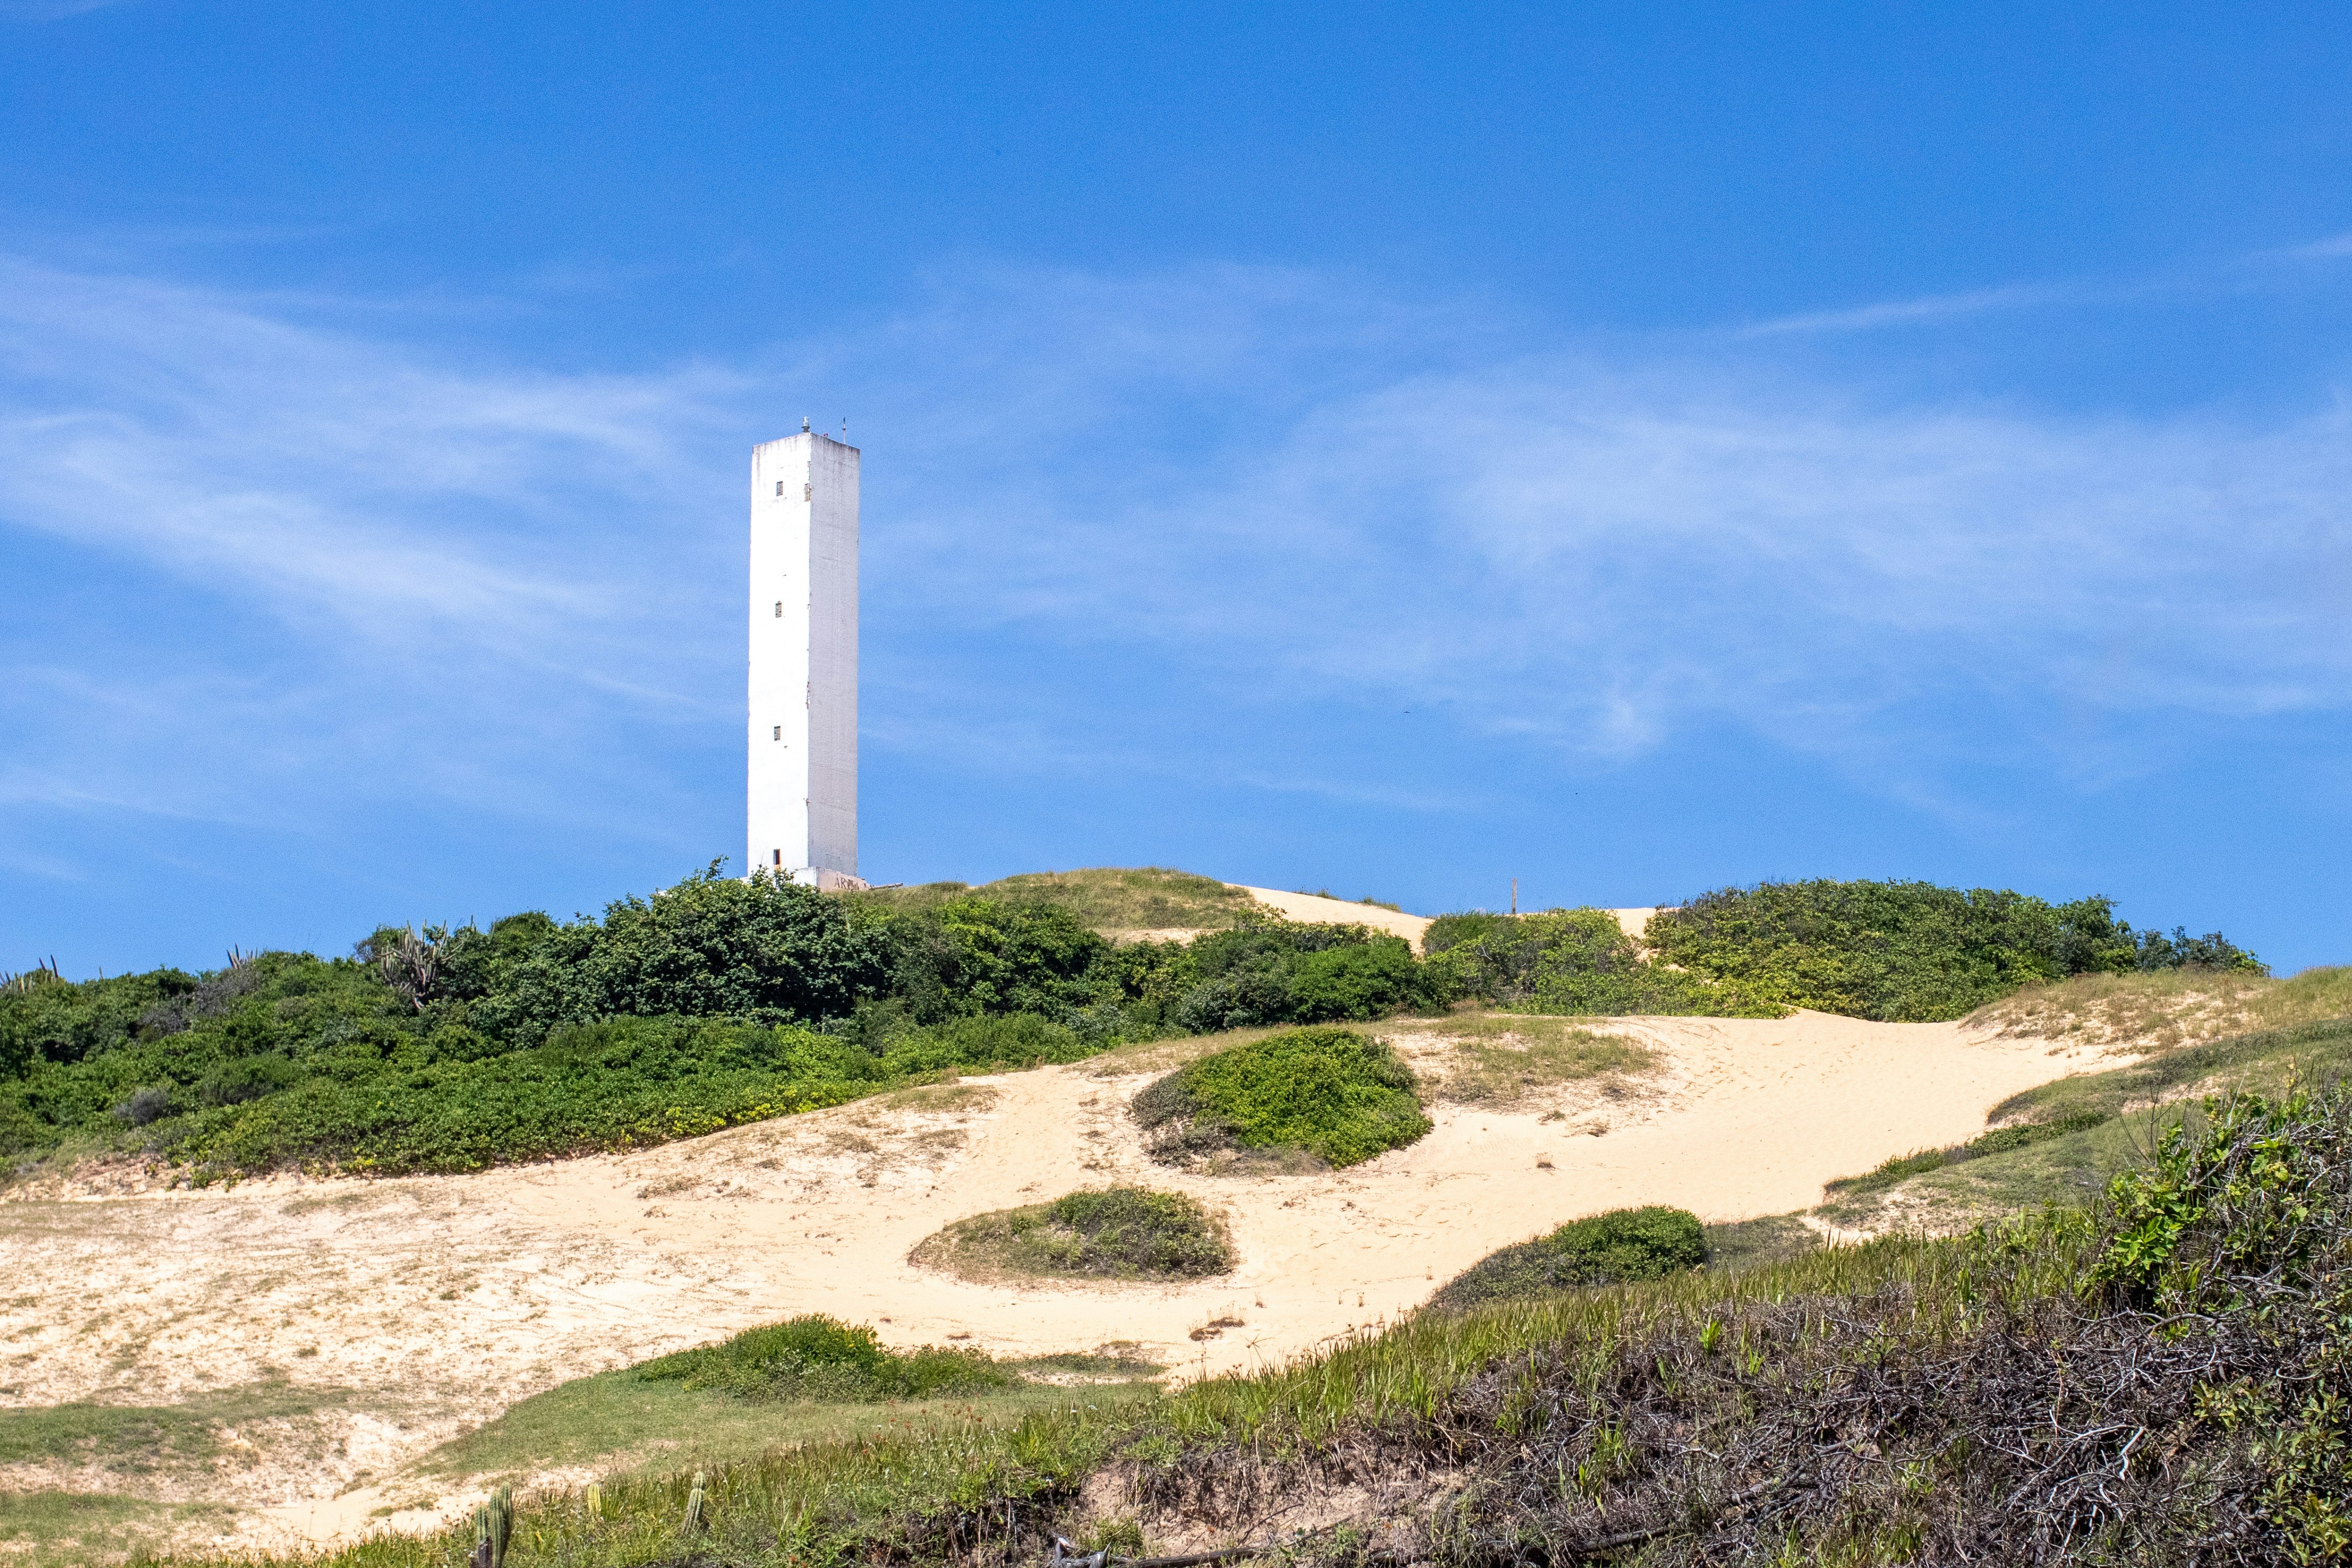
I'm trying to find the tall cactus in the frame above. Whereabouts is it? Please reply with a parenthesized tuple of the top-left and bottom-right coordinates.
(584, 1481, 603, 1519)
(470, 1485, 513, 1568)
(684, 1469, 708, 1534)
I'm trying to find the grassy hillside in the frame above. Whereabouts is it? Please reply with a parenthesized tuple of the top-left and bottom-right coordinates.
(847, 867, 1267, 934)
(167, 1077, 2352, 1566)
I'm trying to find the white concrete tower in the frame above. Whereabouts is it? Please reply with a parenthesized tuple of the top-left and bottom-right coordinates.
(748, 427, 862, 889)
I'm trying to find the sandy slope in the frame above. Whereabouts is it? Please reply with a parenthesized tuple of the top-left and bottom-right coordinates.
(1231, 888, 1659, 951)
(0, 1009, 2118, 1548)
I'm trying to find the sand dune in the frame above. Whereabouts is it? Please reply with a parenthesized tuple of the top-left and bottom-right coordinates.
(1, 1007, 2120, 1545)
(1230, 887, 1659, 951)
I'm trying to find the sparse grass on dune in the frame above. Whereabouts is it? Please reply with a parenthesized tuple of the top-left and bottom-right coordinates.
(846, 868, 1268, 935)
(1812, 1013, 2352, 1234)
(1967, 962, 2352, 1053)
(1396, 1013, 1655, 1105)
(412, 1369, 1147, 1492)
(0, 1490, 237, 1568)
(1075, 1023, 1293, 1080)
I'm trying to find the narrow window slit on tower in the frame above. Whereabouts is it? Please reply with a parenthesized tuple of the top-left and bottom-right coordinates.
(803, 483, 813, 501)
(774, 726, 782, 740)
(774, 601, 782, 617)
(775, 480, 783, 496)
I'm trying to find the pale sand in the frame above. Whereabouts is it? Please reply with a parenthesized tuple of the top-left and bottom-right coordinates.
(1230, 887, 1659, 951)
(1, 1009, 2113, 1546)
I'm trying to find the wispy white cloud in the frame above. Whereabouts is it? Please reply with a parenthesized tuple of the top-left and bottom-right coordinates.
(1735, 282, 2079, 336)
(4, 250, 2350, 871)
(846, 269, 2352, 793)
(0, 0, 132, 20)
(0, 257, 736, 659)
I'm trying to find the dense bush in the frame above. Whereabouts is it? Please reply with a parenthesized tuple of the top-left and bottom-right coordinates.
(1647, 879, 2265, 1022)
(6, 868, 2261, 1179)
(1103, 922, 1443, 1036)
(0, 867, 1446, 1178)
(177, 1015, 884, 1177)
(911, 1187, 1233, 1281)
(1132, 1026, 1430, 1169)
(1430, 1205, 1709, 1307)
(633, 1314, 1009, 1403)
(1425, 909, 1776, 1017)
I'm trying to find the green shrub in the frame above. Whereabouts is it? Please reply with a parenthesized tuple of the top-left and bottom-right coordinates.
(1132, 1026, 1430, 1169)
(1646, 879, 2265, 1022)
(446, 866, 896, 1045)
(633, 1315, 1010, 1403)
(1430, 1205, 1708, 1307)
(1424, 909, 1775, 1017)
(911, 1187, 1233, 1281)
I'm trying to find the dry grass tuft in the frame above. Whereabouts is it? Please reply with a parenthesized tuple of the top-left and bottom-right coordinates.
(874, 1083, 1000, 1115)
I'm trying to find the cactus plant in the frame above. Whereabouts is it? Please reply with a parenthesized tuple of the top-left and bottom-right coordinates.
(683, 1469, 707, 1533)
(584, 1481, 602, 1519)
(484, 1485, 513, 1568)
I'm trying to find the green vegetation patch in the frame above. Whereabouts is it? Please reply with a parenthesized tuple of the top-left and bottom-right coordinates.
(911, 1188, 1232, 1282)
(0, 1489, 239, 1568)
(0, 1380, 351, 1476)
(1697, 1212, 1821, 1274)
(1424, 908, 1780, 1017)
(1646, 878, 2265, 1022)
(1992, 1012, 2352, 1129)
(1131, 1026, 1430, 1170)
(633, 1315, 1010, 1404)
(1430, 1205, 1708, 1309)
(417, 1360, 1156, 1490)
(1822, 1111, 2115, 1202)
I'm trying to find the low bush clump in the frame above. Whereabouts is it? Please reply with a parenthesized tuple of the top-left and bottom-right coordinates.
(1131, 1026, 1430, 1170)
(911, 1188, 1232, 1282)
(1430, 1205, 1708, 1308)
(633, 1314, 1009, 1403)
(1646, 878, 2265, 1022)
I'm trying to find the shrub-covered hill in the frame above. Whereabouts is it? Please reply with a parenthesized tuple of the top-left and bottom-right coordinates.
(1, 868, 2260, 1178)
(1428, 877, 2264, 1023)
(0, 867, 1432, 1178)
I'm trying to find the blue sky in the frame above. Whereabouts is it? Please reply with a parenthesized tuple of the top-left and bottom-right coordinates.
(3, 2, 2350, 977)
